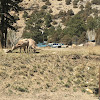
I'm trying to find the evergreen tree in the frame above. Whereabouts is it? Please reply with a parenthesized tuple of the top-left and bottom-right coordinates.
(86, 16, 97, 30)
(65, 14, 86, 37)
(0, 0, 22, 48)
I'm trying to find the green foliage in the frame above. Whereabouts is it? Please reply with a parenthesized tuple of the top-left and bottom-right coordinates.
(22, 1, 100, 44)
(23, 11, 28, 19)
(78, 32, 87, 44)
(86, 16, 97, 30)
(45, 26, 55, 35)
(49, 9, 53, 13)
(0, 0, 23, 47)
(73, 0, 79, 5)
(42, 5, 47, 9)
(65, 0, 71, 5)
(91, 0, 100, 5)
(58, 11, 67, 17)
(79, 5, 84, 10)
(72, 35, 79, 44)
(42, 0, 47, 2)
(45, 0, 51, 5)
(95, 28, 100, 45)
(85, 1, 92, 11)
(44, 14, 52, 27)
(15, 87, 28, 92)
(96, 17, 100, 29)
(23, 10, 53, 42)
(65, 14, 86, 37)
(67, 9, 74, 16)
(61, 17, 66, 23)
(47, 26, 63, 43)
(63, 15, 71, 26)
(14, 15, 20, 20)
(52, 21, 57, 25)
(65, 83, 71, 88)
(95, 17, 100, 44)
(73, 5, 78, 8)
(0, 0, 22, 30)
(60, 35, 72, 45)
(92, 8, 98, 15)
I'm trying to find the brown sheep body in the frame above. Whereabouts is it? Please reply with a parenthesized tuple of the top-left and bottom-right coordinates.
(12, 39, 29, 53)
(28, 39, 36, 53)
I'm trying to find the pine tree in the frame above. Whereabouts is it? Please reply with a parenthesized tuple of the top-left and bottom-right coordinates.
(0, 0, 22, 48)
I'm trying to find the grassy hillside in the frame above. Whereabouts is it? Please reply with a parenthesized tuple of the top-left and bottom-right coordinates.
(0, 46, 99, 98)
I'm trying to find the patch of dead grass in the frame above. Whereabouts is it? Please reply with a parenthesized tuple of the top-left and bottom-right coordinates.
(0, 46, 99, 97)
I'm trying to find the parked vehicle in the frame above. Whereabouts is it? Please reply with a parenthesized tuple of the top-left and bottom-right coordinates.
(48, 43, 63, 48)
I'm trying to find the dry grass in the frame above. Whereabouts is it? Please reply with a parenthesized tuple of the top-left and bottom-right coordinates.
(0, 46, 99, 98)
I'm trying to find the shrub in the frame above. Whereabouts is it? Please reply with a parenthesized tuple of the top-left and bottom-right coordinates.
(73, 5, 78, 8)
(60, 35, 72, 45)
(78, 32, 87, 44)
(61, 17, 66, 23)
(42, 5, 47, 9)
(58, 11, 67, 17)
(67, 9, 74, 16)
(86, 16, 97, 30)
(42, 0, 47, 2)
(79, 5, 84, 10)
(44, 14, 52, 27)
(16, 87, 28, 92)
(73, 0, 79, 5)
(45, 0, 51, 5)
(65, 14, 86, 37)
(92, 8, 98, 15)
(72, 36, 79, 45)
(52, 21, 57, 25)
(85, 1, 92, 10)
(65, 0, 71, 5)
(23, 11, 28, 18)
(91, 0, 100, 5)
(14, 15, 19, 20)
(65, 83, 71, 88)
(95, 28, 100, 45)
(49, 9, 53, 13)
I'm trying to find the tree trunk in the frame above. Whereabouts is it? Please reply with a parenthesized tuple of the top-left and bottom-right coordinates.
(1, 12, 5, 48)
(0, 31, 2, 49)
(4, 28, 7, 48)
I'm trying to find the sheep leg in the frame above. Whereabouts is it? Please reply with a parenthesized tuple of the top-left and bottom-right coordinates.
(34, 49, 36, 53)
(29, 47, 30, 52)
(23, 47, 26, 53)
(20, 47, 21, 53)
(27, 46, 28, 53)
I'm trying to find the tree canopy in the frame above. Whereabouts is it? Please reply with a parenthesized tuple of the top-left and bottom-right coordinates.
(0, 0, 22, 48)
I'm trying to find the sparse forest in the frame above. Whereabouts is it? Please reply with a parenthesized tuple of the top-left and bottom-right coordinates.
(22, 4, 100, 45)
(0, 0, 100, 100)
(0, 0, 100, 46)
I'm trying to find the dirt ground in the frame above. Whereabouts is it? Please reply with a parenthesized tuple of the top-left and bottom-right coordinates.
(0, 47, 100, 100)
(0, 91, 98, 100)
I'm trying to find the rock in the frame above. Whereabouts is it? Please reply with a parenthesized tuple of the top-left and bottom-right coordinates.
(61, 45, 68, 48)
(86, 88, 93, 94)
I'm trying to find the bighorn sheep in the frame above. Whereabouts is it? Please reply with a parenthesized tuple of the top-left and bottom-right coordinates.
(12, 39, 29, 53)
(28, 39, 36, 53)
